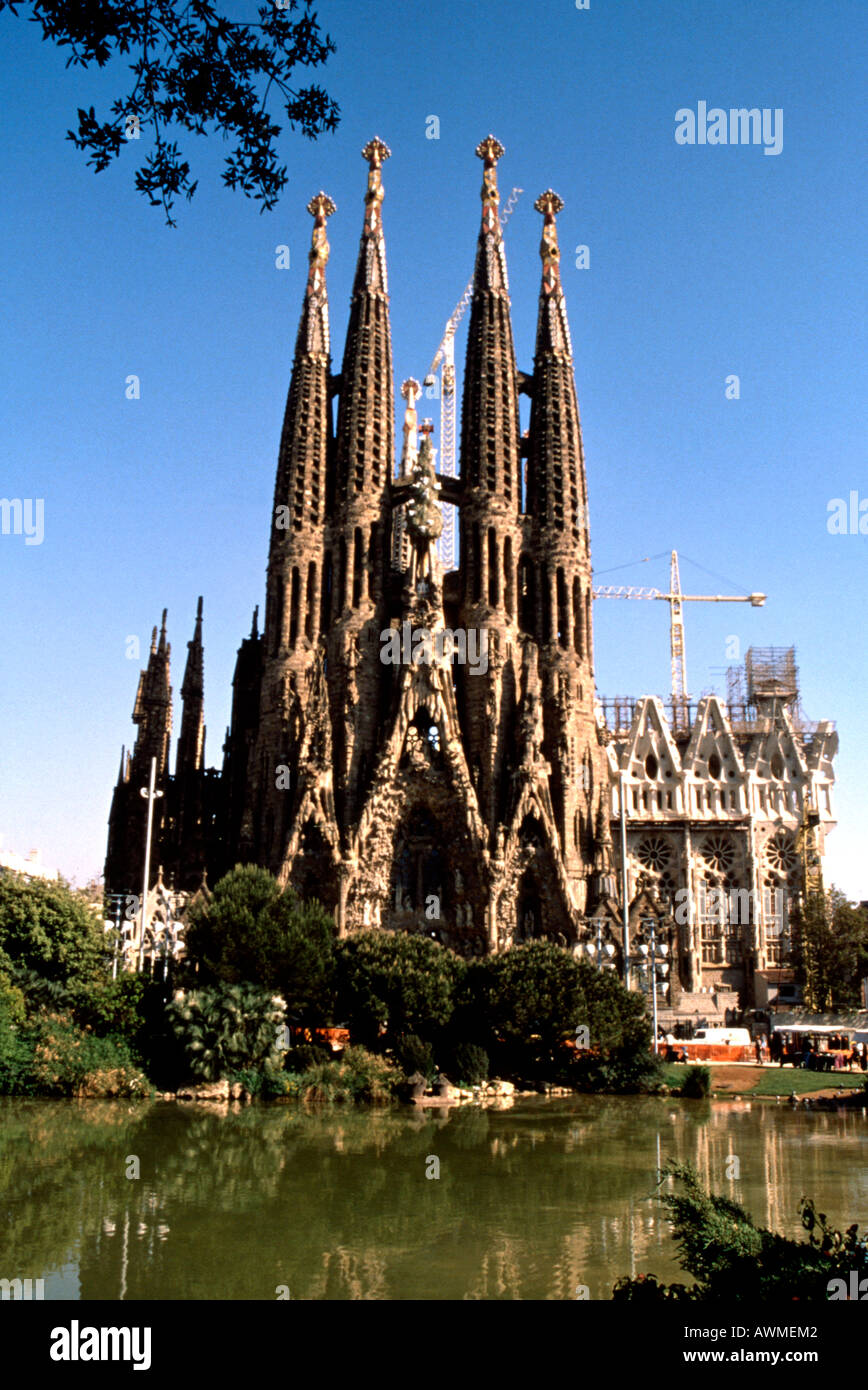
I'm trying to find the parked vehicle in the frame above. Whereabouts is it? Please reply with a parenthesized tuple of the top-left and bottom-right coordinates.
(690, 1027, 751, 1048)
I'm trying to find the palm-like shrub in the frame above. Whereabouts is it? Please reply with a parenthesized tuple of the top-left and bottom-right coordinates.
(167, 982, 284, 1081)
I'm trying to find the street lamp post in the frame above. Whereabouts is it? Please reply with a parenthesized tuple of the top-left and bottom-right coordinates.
(105, 893, 125, 981)
(137, 756, 163, 973)
(583, 917, 617, 972)
(619, 771, 631, 989)
(638, 917, 670, 1054)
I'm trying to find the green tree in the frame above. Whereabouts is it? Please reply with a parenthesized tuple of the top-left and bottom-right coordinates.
(334, 932, 464, 1050)
(475, 942, 652, 1080)
(183, 864, 335, 1024)
(0, 0, 339, 224)
(790, 887, 868, 1012)
(0, 872, 107, 989)
(612, 1161, 868, 1301)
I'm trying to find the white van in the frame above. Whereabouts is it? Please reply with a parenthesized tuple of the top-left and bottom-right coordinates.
(690, 1027, 751, 1047)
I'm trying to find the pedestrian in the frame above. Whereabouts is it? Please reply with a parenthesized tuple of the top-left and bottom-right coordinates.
(754, 1037, 762, 1064)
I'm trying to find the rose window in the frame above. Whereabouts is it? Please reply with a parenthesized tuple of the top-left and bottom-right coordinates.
(700, 833, 735, 872)
(766, 832, 796, 874)
(636, 835, 672, 872)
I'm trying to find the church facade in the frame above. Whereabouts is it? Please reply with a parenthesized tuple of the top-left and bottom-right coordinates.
(105, 137, 837, 1011)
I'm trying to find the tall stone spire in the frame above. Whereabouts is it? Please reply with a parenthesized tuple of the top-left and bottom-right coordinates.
(131, 608, 172, 779)
(327, 138, 396, 833)
(459, 136, 521, 506)
(527, 190, 587, 558)
(458, 136, 524, 836)
(105, 608, 173, 893)
(244, 192, 338, 872)
(266, 191, 336, 661)
(527, 190, 600, 896)
(333, 137, 394, 515)
(176, 596, 205, 776)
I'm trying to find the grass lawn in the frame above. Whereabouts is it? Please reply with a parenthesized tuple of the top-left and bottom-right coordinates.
(752, 1068, 865, 1097)
(661, 1061, 867, 1097)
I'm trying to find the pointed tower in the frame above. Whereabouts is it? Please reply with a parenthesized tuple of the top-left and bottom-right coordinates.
(237, 195, 339, 871)
(457, 135, 525, 835)
(164, 596, 215, 890)
(222, 606, 263, 868)
(131, 611, 173, 780)
(327, 138, 395, 831)
(105, 611, 173, 893)
(176, 596, 205, 777)
(526, 190, 601, 904)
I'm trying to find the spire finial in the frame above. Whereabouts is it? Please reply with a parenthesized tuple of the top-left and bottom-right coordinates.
(251, 604, 259, 639)
(307, 191, 336, 222)
(476, 134, 505, 167)
(476, 135, 504, 237)
(535, 190, 565, 301)
(305, 191, 336, 294)
(362, 136, 391, 169)
(361, 137, 390, 238)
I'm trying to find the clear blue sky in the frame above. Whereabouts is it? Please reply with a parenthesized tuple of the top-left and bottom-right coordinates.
(1, 0, 865, 896)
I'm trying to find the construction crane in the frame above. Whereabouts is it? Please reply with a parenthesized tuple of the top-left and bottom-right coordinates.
(593, 550, 766, 730)
(423, 186, 523, 571)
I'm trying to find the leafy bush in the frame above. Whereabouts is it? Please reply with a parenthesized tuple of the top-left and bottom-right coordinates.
(0, 993, 36, 1094)
(19, 1011, 148, 1097)
(166, 981, 284, 1081)
(393, 1033, 436, 1081)
(284, 1042, 332, 1072)
(295, 1046, 402, 1105)
(229, 1063, 292, 1099)
(8, 966, 73, 1016)
(0, 967, 27, 1027)
(612, 1161, 868, 1300)
(571, 1044, 665, 1095)
(68, 972, 146, 1044)
(448, 1042, 489, 1086)
(678, 1065, 711, 1099)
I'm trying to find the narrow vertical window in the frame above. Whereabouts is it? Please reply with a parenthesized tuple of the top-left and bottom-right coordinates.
(352, 527, 363, 608)
(503, 536, 514, 618)
(338, 537, 347, 613)
(488, 528, 499, 607)
(556, 568, 568, 649)
(519, 556, 536, 636)
(367, 523, 378, 599)
(271, 582, 284, 656)
(305, 562, 316, 642)
(320, 550, 333, 634)
(472, 522, 482, 602)
(542, 565, 552, 644)
(289, 568, 300, 648)
(573, 577, 582, 655)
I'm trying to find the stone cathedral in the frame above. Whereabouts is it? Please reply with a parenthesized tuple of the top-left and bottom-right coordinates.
(105, 136, 837, 1012)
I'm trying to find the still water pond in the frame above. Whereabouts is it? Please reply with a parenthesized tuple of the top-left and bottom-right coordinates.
(2, 1095, 867, 1300)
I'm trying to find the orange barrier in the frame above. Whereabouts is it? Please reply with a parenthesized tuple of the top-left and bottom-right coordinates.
(675, 1043, 753, 1063)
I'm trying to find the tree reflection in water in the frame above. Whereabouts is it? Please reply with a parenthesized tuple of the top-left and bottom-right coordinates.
(0, 1096, 862, 1300)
